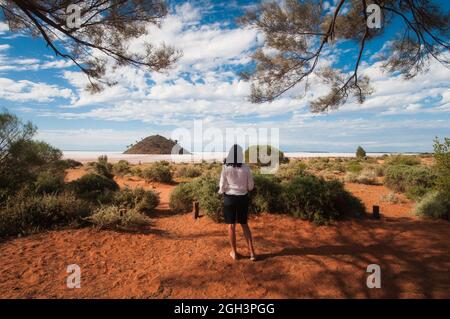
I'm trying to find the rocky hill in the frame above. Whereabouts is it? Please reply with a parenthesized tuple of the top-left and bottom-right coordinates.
(124, 135, 190, 154)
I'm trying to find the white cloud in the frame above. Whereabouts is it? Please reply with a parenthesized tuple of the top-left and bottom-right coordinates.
(0, 22, 8, 34)
(0, 43, 74, 72)
(0, 44, 10, 51)
(0, 77, 73, 102)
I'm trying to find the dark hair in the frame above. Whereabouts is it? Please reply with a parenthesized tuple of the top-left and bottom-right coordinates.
(224, 144, 243, 167)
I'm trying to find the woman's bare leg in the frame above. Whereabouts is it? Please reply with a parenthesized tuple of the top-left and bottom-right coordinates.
(241, 223, 256, 258)
(228, 224, 237, 259)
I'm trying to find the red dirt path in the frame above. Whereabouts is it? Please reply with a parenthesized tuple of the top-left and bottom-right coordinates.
(0, 175, 449, 298)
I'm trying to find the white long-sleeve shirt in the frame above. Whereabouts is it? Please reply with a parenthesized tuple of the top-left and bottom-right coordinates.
(218, 164, 254, 195)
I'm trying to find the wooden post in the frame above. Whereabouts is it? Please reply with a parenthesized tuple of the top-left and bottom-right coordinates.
(193, 201, 200, 219)
(373, 205, 380, 219)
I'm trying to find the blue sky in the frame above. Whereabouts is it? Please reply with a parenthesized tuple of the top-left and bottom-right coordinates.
(0, 0, 449, 152)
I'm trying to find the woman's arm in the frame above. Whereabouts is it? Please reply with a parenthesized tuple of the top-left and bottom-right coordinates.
(247, 166, 254, 192)
(218, 166, 227, 194)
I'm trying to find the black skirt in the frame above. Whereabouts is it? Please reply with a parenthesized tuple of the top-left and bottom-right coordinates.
(223, 193, 249, 224)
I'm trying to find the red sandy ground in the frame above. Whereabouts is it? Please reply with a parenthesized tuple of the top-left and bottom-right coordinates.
(0, 171, 449, 298)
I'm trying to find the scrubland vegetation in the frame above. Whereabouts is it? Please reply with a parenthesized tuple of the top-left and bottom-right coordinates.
(142, 161, 173, 183)
(0, 112, 161, 238)
(1, 111, 448, 239)
(169, 170, 365, 225)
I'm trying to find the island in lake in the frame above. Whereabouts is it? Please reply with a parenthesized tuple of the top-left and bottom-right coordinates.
(124, 134, 190, 155)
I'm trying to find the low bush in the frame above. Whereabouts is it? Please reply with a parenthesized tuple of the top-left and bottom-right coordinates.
(142, 162, 173, 183)
(283, 175, 365, 225)
(385, 154, 420, 166)
(380, 192, 400, 204)
(413, 191, 449, 219)
(374, 165, 385, 177)
(384, 165, 436, 200)
(112, 160, 131, 177)
(250, 174, 283, 214)
(405, 185, 431, 201)
(329, 161, 346, 173)
(308, 158, 346, 173)
(175, 165, 202, 178)
(169, 183, 194, 213)
(276, 161, 308, 180)
(59, 159, 83, 169)
(91, 155, 114, 179)
(191, 176, 223, 222)
(345, 169, 377, 185)
(87, 206, 149, 230)
(68, 173, 119, 203)
(344, 172, 358, 183)
(0, 193, 92, 238)
(308, 158, 331, 171)
(33, 170, 65, 194)
(130, 167, 143, 177)
(186, 172, 366, 225)
(346, 161, 363, 173)
(113, 187, 159, 214)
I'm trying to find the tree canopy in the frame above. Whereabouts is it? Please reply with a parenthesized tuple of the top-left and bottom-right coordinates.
(0, 110, 36, 167)
(0, 110, 64, 199)
(0, 0, 181, 92)
(240, 0, 449, 112)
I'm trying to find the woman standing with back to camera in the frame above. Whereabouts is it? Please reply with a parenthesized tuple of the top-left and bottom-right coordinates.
(218, 144, 256, 261)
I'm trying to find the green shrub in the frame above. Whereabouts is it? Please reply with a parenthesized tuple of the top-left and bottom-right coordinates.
(0, 139, 64, 198)
(250, 174, 283, 214)
(384, 165, 436, 199)
(308, 157, 331, 171)
(309, 157, 346, 173)
(191, 176, 223, 222)
(33, 170, 65, 194)
(244, 145, 289, 166)
(385, 154, 420, 166)
(175, 165, 202, 178)
(276, 161, 308, 180)
(68, 173, 119, 202)
(405, 185, 430, 201)
(344, 172, 358, 183)
(374, 165, 385, 177)
(356, 146, 366, 158)
(283, 175, 365, 225)
(142, 162, 173, 183)
(345, 169, 377, 185)
(433, 137, 450, 200)
(0, 193, 92, 238)
(346, 161, 363, 173)
(130, 167, 143, 177)
(169, 183, 194, 213)
(329, 161, 346, 173)
(59, 159, 83, 169)
(87, 206, 149, 230)
(113, 187, 159, 214)
(381, 192, 400, 204)
(413, 191, 449, 219)
(92, 155, 113, 178)
(180, 173, 366, 225)
(112, 160, 131, 177)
